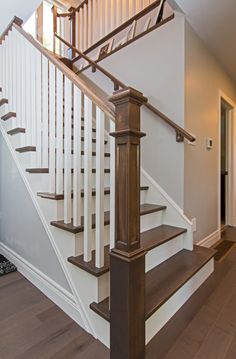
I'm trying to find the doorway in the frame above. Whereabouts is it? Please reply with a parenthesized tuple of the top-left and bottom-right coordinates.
(220, 103, 228, 227)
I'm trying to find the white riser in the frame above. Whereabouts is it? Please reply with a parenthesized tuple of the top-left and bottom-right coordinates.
(145, 234, 184, 272)
(146, 258, 214, 343)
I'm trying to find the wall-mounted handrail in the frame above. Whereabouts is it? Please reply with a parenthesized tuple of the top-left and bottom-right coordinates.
(55, 33, 196, 143)
(55, 33, 126, 91)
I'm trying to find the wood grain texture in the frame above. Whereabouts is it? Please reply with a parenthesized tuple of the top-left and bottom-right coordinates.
(51, 204, 165, 234)
(69, 225, 186, 277)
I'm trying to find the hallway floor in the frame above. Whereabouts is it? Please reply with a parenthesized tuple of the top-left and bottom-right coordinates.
(0, 227, 236, 358)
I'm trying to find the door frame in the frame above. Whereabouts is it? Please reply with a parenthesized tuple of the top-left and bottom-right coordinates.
(218, 91, 236, 229)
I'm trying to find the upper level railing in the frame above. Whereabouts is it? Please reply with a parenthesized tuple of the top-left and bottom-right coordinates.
(55, 0, 173, 60)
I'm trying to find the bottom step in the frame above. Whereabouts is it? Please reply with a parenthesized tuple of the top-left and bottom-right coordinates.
(90, 246, 215, 330)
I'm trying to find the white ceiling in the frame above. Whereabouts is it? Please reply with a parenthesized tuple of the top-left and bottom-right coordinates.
(0, 0, 42, 34)
(175, 0, 236, 84)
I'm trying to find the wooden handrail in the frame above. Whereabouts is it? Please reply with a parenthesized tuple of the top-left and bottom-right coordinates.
(0, 16, 23, 44)
(55, 33, 196, 143)
(12, 23, 115, 121)
(145, 103, 196, 142)
(55, 33, 126, 91)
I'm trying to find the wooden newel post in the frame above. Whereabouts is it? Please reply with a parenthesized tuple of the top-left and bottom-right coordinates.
(109, 87, 148, 359)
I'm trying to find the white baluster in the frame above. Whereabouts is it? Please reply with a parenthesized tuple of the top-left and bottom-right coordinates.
(76, 11, 80, 49)
(64, 77, 72, 223)
(30, 44, 36, 146)
(36, 50, 42, 167)
(110, 0, 116, 31)
(95, 107, 105, 268)
(5, 36, 9, 104)
(25, 41, 31, 144)
(12, 30, 16, 115)
(88, 0, 92, 48)
(83, 95, 93, 262)
(130, 0, 136, 17)
(93, 0, 98, 44)
(122, 0, 129, 22)
(105, 0, 110, 35)
(83, 3, 88, 51)
(100, 0, 105, 38)
(56, 69, 64, 194)
(136, 0, 142, 13)
(110, 120, 115, 249)
(42, 56, 49, 168)
(73, 86, 82, 226)
(21, 36, 26, 144)
(16, 30, 22, 129)
(80, 8, 84, 51)
(49, 62, 56, 192)
(8, 32, 13, 112)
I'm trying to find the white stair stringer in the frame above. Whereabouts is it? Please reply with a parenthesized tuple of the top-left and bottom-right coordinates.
(141, 168, 194, 250)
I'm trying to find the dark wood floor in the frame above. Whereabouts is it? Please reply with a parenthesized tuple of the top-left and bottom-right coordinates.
(1, 227, 236, 358)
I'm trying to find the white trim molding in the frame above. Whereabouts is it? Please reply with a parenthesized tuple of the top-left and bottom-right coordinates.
(0, 242, 86, 326)
(197, 229, 221, 248)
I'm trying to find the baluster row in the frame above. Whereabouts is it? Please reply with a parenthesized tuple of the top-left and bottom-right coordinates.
(0, 26, 115, 269)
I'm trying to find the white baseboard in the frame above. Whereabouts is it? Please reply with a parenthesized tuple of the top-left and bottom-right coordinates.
(197, 229, 221, 248)
(0, 242, 86, 329)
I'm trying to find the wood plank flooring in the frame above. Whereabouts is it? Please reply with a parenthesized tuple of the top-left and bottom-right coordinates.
(1, 227, 236, 358)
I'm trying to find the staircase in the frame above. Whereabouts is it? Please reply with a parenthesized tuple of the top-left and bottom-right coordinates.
(0, 14, 215, 359)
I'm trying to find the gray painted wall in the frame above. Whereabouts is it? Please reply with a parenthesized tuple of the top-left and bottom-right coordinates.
(184, 21, 236, 242)
(0, 131, 72, 293)
(84, 13, 186, 207)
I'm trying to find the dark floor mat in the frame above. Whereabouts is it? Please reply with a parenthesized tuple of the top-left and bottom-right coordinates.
(214, 240, 235, 262)
(0, 254, 17, 276)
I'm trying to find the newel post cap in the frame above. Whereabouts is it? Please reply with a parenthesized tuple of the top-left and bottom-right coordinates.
(108, 87, 148, 106)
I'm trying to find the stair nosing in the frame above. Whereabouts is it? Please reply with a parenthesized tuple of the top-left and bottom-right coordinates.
(1, 111, 16, 120)
(67, 224, 186, 277)
(26, 168, 110, 174)
(38, 186, 149, 200)
(51, 204, 166, 234)
(7, 127, 26, 135)
(16, 146, 36, 153)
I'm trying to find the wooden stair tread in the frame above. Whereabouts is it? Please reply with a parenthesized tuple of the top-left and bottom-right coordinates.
(0, 98, 8, 107)
(63, 136, 107, 144)
(38, 186, 149, 200)
(51, 204, 166, 234)
(7, 128, 25, 135)
(1, 112, 16, 121)
(16, 146, 36, 153)
(68, 224, 186, 277)
(90, 246, 216, 321)
(64, 150, 110, 157)
(26, 168, 110, 174)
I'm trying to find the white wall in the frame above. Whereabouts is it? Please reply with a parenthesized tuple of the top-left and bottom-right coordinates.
(184, 21, 236, 243)
(0, 132, 72, 293)
(84, 13, 186, 207)
(0, 0, 41, 33)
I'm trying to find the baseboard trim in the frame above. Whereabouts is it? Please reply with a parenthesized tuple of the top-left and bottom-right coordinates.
(0, 242, 86, 328)
(197, 229, 221, 248)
